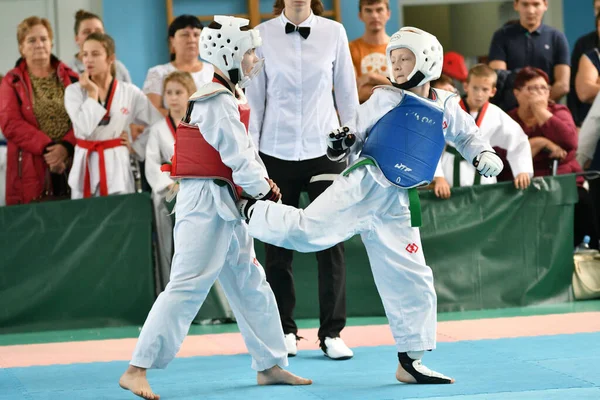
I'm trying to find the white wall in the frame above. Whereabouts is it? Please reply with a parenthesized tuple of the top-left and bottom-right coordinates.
(399, 0, 565, 63)
(449, 2, 508, 58)
(403, 5, 453, 51)
(0, 0, 102, 75)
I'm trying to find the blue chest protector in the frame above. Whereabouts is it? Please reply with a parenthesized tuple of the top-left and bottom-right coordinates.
(361, 92, 446, 188)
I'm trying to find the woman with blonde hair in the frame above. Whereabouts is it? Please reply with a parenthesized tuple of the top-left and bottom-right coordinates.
(0, 16, 78, 205)
(145, 71, 196, 289)
(65, 33, 161, 198)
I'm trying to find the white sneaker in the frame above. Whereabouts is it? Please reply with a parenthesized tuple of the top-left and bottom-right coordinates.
(284, 333, 297, 357)
(322, 337, 353, 360)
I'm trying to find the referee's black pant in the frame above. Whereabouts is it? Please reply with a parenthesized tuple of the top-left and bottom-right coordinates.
(259, 152, 347, 341)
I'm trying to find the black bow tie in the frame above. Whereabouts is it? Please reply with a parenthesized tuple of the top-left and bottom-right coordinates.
(285, 22, 311, 39)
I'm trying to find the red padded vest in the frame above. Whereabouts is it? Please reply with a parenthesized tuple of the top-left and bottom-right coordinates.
(161, 80, 249, 200)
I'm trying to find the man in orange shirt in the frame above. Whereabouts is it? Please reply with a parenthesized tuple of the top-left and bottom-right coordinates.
(349, 0, 391, 103)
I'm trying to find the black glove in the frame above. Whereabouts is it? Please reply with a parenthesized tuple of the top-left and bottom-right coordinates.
(237, 188, 281, 222)
(327, 126, 356, 162)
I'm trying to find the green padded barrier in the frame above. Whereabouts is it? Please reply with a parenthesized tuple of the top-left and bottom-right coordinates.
(254, 174, 578, 316)
(0, 175, 578, 332)
(0, 194, 155, 333)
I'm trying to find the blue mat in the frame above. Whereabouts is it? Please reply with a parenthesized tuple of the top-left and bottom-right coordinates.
(1, 332, 599, 399)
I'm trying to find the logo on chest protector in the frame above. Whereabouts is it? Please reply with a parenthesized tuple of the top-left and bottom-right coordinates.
(406, 111, 436, 125)
(394, 163, 412, 172)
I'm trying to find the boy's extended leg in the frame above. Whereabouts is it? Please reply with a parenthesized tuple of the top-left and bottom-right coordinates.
(120, 180, 236, 399)
(247, 168, 375, 253)
(217, 222, 311, 385)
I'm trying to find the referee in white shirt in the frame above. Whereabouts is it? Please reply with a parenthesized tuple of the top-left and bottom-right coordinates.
(246, 0, 359, 360)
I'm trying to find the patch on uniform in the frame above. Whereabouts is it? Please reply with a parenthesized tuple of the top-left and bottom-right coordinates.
(252, 257, 260, 267)
(405, 243, 419, 253)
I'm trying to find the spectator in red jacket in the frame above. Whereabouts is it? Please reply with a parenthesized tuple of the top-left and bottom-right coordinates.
(0, 73, 5, 207)
(0, 16, 78, 205)
(508, 66, 598, 249)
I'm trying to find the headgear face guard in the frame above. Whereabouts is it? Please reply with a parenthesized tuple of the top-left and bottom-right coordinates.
(200, 15, 263, 86)
(386, 27, 443, 90)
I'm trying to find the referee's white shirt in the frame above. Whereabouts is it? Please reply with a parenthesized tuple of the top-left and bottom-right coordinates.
(246, 11, 359, 161)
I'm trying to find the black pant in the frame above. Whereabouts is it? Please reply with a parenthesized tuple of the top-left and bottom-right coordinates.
(260, 152, 346, 340)
(575, 186, 600, 249)
(588, 178, 600, 247)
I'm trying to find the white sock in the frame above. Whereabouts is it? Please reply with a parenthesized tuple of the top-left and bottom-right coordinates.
(407, 351, 424, 360)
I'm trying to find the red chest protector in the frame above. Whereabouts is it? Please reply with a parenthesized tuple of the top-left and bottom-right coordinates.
(161, 79, 249, 200)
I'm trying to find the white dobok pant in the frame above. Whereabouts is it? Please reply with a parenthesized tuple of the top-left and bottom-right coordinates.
(248, 166, 437, 353)
(131, 179, 288, 371)
(151, 192, 174, 291)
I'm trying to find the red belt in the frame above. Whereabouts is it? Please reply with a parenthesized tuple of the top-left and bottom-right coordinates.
(76, 138, 123, 198)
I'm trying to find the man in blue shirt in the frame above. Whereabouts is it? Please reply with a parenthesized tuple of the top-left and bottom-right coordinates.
(568, 0, 600, 126)
(488, 0, 570, 103)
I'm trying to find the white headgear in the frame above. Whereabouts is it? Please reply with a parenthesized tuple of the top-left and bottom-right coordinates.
(200, 15, 262, 88)
(386, 27, 443, 89)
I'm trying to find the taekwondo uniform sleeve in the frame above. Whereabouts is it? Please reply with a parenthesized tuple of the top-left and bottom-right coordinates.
(489, 107, 534, 178)
(129, 85, 163, 159)
(131, 85, 163, 127)
(332, 24, 360, 126)
(433, 159, 446, 178)
(578, 93, 600, 163)
(190, 96, 271, 198)
(246, 45, 267, 149)
(444, 99, 494, 164)
(131, 132, 148, 161)
(145, 122, 174, 194)
(64, 83, 107, 139)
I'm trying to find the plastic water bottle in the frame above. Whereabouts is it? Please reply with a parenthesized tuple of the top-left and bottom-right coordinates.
(574, 235, 592, 254)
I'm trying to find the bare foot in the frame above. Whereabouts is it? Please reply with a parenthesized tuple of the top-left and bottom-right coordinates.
(119, 365, 160, 399)
(257, 365, 312, 385)
(396, 362, 455, 384)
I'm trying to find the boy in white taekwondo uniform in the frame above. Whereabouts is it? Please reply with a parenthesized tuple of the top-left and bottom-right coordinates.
(119, 16, 311, 400)
(238, 27, 503, 384)
(432, 64, 533, 198)
(64, 33, 161, 199)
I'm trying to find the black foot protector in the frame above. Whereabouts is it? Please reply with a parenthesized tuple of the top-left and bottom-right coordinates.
(397, 352, 454, 384)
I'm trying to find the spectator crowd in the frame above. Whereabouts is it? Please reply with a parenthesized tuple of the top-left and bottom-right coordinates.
(1, 0, 599, 359)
